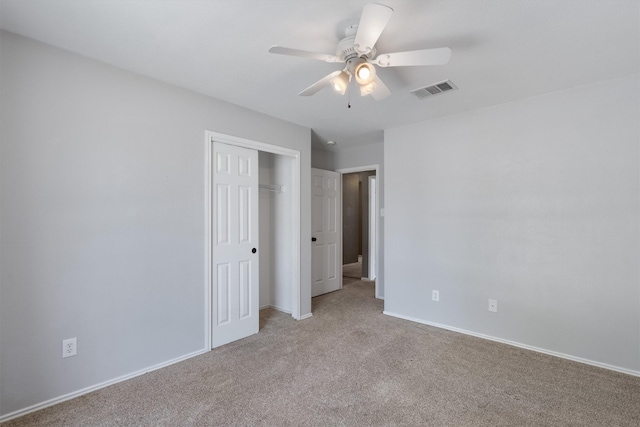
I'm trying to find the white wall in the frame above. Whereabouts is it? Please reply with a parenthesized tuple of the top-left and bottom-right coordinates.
(271, 155, 294, 312)
(0, 31, 311, 418)
(258, 152, 273, 308)
(258, 153, 294, 313)
(333, 142, 385, 297)
(385, 74, 640, 373)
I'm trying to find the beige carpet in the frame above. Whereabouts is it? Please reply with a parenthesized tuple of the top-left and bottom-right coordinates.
(4, 280, 640, 426)
(343, 259, 362, 279)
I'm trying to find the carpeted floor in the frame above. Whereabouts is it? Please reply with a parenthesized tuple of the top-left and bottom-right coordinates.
(342, 259, 362, 279)
(4, 279, 640, 426)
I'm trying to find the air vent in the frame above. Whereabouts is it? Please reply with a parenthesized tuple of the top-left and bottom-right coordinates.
(411, 80, 458, 100)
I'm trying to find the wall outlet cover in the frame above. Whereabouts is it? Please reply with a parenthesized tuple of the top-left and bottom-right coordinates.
(488, 299, 498, 313)
(62, 337, 77, 358)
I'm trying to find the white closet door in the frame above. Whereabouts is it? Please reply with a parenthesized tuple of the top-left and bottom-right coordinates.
(212, 142, 259, 348)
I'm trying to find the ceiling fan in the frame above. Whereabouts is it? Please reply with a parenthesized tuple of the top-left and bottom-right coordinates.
(268, 3, 451, 101)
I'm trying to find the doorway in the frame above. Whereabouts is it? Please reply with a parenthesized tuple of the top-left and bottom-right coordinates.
(336, 165, 380, 299)
(205, 131, 301, 350)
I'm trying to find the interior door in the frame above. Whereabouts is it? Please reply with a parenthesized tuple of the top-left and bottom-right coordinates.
(212, 142, 259, 348)
(311, 168, 341, 297)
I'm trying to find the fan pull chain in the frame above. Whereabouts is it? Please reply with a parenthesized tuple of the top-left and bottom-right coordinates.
(347, 81, 352, 109)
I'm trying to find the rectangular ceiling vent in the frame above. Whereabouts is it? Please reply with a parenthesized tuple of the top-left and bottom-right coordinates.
(411, 80, 458, 100)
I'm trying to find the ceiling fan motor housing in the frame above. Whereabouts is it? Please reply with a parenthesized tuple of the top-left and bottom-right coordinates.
(336, 33, 376, 62)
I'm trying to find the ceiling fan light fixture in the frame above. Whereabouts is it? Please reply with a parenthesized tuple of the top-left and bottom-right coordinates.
(359, 80, 377, 96)
(268, 3, 451, 102)
(330, 71, 350, 95)
(354, 62, 375, 85)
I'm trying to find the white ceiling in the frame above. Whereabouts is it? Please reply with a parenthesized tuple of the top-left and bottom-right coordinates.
(1, 0, 638, 149)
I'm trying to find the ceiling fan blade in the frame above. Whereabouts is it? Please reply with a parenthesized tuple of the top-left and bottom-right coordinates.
(354, 3, 394, 56)
(370, 75, 391, 100)
(373, 47, 452, 67)
(268, 46, 341, 63)
(298, 70, 342, 96)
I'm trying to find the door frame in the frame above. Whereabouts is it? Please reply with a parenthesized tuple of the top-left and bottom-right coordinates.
(205, 131, 301, 350)
(336, 164, 381, 299)
(368, 175, 377, 281)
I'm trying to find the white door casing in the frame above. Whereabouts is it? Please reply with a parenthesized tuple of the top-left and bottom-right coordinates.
(211, 142, 259, 348)
(311, 168, 341, 297)
(369, 176, 377, 281)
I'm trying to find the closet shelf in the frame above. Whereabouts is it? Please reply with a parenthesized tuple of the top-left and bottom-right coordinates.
(259, 184, 284, 194)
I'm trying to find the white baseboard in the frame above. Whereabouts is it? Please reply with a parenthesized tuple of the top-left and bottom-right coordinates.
(260, 304, 291, 314)
(270, 304, 291, 314)
(0, 349, 207, 423)
(261, 305, 311, 321)
(383, 311, 640, 378)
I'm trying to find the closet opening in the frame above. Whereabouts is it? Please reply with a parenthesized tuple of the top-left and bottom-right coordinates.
(258, 152, 295, 315)
(205, 131, 301, 350)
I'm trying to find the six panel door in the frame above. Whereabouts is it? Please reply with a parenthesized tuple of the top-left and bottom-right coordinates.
(212, 142, 259, 348)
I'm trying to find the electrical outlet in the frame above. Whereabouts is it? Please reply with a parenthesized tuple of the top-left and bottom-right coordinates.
(62, 337, 77, 358)
(432, 290, 440, 302)
(488, 299, 498, 313)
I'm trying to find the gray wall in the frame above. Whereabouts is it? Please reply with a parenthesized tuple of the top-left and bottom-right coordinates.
(385, 74, 640, 373)
(311, 146, 334, 170)
(0, 31, 312, 417)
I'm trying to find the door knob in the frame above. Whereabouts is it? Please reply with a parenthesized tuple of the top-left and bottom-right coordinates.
(311, 237, 317, 242)
(252, 248, 257, 253)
